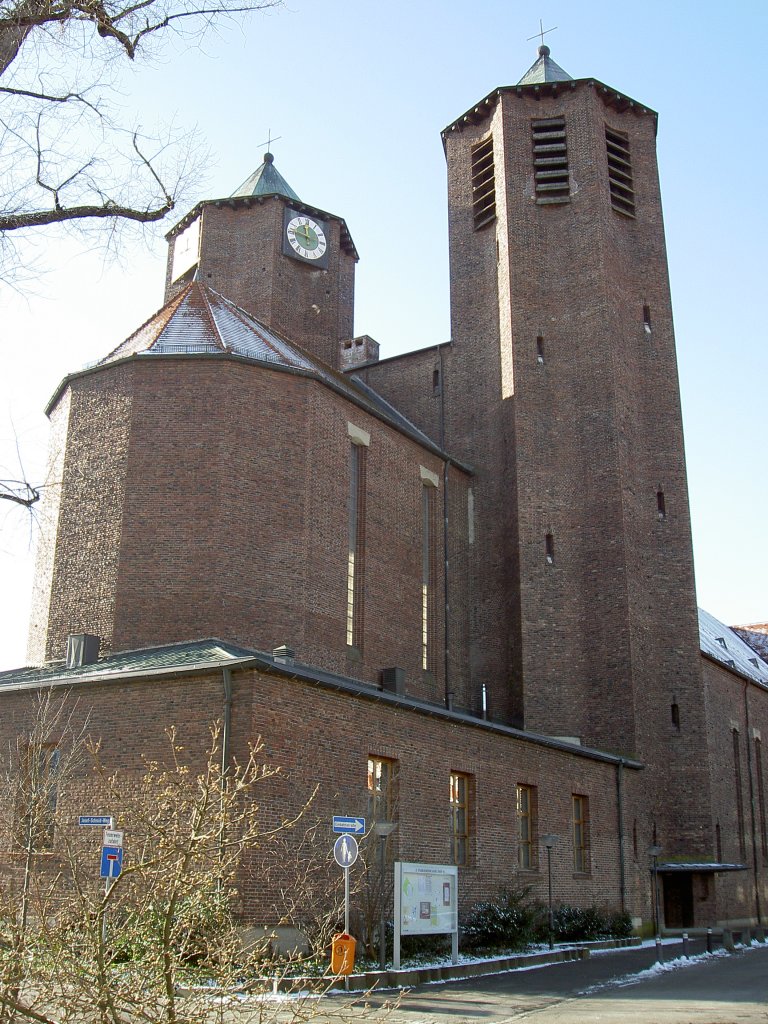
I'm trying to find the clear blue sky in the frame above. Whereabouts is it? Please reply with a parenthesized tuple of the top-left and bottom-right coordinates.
(1, 0, 766, 669)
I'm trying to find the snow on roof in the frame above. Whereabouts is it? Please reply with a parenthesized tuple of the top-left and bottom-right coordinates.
(698, 608, 768, 685)
(731, 623, 768, 663)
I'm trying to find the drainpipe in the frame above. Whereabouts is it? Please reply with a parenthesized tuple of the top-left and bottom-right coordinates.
(615, 759, 627, 913)
(221, 666, 233, 783)
(743, 681, 763, 925)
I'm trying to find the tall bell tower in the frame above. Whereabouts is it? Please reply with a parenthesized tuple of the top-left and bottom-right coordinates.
(164, 152, 358, 369)
(441, 46, 712, 856)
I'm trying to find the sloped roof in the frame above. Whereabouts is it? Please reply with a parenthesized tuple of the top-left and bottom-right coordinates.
(231, 152, 299, 201)
(517, 45, 574, 85)
(731, 623, 768, 663)
(698, 608, 768, 685)
(0, 639, 255, 689)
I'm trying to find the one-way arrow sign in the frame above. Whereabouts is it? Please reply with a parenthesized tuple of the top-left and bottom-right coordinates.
(332, 815, 365, 835)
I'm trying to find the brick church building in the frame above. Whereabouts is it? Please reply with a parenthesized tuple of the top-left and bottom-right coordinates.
(2, 45, 768, 935)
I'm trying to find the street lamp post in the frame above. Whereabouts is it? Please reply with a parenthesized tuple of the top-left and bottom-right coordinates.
(374, 822, 396, 971)
(648, 843, 663, 962)
(541, 834, 558, 950)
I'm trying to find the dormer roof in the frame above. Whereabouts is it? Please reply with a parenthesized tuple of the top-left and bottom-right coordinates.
(230, 152, 300, 201)
(517, 44, 574, 85)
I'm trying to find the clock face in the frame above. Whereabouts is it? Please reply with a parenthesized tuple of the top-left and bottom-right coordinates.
(286, 214, 327, 261)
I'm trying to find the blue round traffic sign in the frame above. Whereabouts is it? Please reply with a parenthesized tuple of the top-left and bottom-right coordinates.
(333, 834, 359, 868)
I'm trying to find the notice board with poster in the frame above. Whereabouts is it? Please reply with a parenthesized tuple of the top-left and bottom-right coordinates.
(393, 862, 458, 968)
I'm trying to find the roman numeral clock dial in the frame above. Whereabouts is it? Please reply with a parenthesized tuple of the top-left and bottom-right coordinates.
(283, 210, 329, 268)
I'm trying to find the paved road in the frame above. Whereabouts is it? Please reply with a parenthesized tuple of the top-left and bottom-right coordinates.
(343, 941, 768, 1024)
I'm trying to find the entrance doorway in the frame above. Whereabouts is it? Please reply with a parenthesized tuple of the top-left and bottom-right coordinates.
(663, 872, 694, 928)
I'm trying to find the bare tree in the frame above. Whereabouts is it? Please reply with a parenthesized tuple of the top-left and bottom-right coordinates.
(0, 0, 282, 278)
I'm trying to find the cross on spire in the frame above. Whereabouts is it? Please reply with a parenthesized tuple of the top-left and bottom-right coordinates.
(258, 130, 282, 155)
(527, 19, 557, 48)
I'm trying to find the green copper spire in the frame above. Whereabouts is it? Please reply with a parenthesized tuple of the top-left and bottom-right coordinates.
(231, 152, 300, 201)
(517, 45, 573, 86)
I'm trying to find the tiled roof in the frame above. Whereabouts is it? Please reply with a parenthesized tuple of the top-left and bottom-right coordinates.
(0, 639, 256, 688)
(517, 45, 574, 86)
(698, 608, 768, 685)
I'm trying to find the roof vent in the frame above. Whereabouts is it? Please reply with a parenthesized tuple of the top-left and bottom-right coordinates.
(66, 634, 100, 669)
(272, 644, 295, 665)
(381, 666, 405, 695)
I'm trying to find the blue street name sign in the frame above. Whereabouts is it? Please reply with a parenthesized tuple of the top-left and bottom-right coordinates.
(100, 846, 124, 879)
(332, 815, 365, 835)
(79, 815, 113, 827)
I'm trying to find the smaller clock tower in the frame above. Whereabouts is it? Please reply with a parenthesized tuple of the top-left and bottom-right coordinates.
(164, 152, 358, 369)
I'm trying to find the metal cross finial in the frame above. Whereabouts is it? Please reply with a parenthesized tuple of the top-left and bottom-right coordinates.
(527, 19, 557, 47)
(257, 130, 282, 154)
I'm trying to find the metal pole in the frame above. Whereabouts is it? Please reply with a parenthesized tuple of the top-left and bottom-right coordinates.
(379, 835, 386, 971)
(344, 865, 350, 935)
(547, 846, 554, 950)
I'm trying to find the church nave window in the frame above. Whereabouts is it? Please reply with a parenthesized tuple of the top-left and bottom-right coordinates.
(346, 435, 368, 651)
(421, 476, 439, 674)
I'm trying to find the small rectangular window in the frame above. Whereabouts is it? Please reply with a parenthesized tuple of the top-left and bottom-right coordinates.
(536, 336, 545, 364)
(657, 490, 666, 520)
(671, 702, 680, 730)
(643, 304, 652, 333)
(605, 126, 635, 217)
(450, 772, 471, 866)
(516, 784, 537, 870)
(545, 533, 555, 564)
(16, 745, 60, 853)
(532, 117, 570, 204)
(572, 794, 589, 873)
(471, 136, 496, 230)
(368, 756, 398, 824)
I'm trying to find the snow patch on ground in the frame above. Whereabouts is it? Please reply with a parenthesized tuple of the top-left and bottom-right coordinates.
(578, 949, 731, 995)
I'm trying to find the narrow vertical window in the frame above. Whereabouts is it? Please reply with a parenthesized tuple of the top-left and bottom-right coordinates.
(432, 367, 441, 392)
(671, 702, 680, 730)
(421, 479, 438, 673)
(16, 745, 60, 853)
(368, 756, 398, 825)
(471, 136, 496, 230)
(605, 125, 635, 217)
(346, 441, 367, 650)
(545, 533, 555, 565)
(532, 116, 570, 204)
(733, 729, 747, 860)
(755, 738, 767, 860)
(715, 821, 722, 861)
(536, 336, 545, 364)
(632, 820, 638, 860)
(450, 772, 471, 866)
(516, 784, 537, 869)
(657, 490, 666, 520)
(643, 304, 652, 334)
(572, 794, 589, 873)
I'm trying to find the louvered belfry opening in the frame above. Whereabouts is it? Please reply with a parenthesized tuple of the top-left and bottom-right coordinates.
(605, 125, 636, 217)
(531, 116, 570, 204)
(471, 136, 496, 229)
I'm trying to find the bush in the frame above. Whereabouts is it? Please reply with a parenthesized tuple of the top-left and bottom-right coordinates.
(462, 887, 544, 952)
(549, 904, 632, 942)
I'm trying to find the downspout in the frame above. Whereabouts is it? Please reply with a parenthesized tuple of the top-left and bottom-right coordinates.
(743, 681, 763, 925)
(221, 666, 233, 782)
(438, 344, 452, 711)
(615, 758, 627, 913)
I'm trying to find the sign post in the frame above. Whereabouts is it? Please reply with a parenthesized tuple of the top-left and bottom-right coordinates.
(99, 826, 124, 946)
(333, 834, 359, 934)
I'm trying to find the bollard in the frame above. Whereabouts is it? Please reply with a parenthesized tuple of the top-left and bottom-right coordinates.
(723, 929, 734, 951)
(706, 927, 713, 953)
(655, 937, 663, 963)
(682, 932, 689, 958)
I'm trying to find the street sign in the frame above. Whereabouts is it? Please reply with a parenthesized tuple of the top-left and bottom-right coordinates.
(100, 846, 124, 879)
(332, 815, 365, 835)
(333, 834, 359, 868)
(79, 815, 113, 827)
(103, 829, 123, 848)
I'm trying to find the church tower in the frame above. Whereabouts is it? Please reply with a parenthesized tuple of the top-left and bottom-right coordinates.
(164, 153, 358, 369)
(440, 46, 712, 855)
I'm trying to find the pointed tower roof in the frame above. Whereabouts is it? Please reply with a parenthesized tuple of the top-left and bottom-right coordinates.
(231, 152, 300, 201)
(517, 44, 573, 86)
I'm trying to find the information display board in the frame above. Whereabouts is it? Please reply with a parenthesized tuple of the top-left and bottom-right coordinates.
(393, 862, 458, 968)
